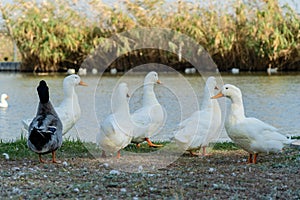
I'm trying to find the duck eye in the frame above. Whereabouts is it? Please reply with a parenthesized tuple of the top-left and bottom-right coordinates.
(225, 87, 228, 90)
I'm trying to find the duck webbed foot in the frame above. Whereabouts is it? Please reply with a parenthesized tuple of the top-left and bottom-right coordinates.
(145, 138, 163, 148)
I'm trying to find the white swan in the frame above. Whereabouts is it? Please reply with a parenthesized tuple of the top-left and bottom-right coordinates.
(0, 94, 9, 108)
(96, 83, 133, 158)
(174, 76, 221, 156)
(211, 84, 293, 164)
(23, 74, 87, 135)
(131, 71, 165, 147)
(267, 66, 278, 75)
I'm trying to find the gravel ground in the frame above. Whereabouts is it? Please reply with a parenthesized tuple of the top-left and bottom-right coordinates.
(0, 147, 299, 199)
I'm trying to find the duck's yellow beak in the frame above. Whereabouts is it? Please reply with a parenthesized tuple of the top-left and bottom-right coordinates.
(79, 81, 88, 86)
(211, 92, 223, 99)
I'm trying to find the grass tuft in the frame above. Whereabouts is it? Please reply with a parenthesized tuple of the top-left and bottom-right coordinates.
(212, 142, 240, 151)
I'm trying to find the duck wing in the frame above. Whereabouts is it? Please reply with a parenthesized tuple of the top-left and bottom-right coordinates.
(28, 114, 62, 153)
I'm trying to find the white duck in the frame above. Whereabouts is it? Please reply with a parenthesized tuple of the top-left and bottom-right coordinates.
(131, 71, 165, 147)
(96, 83, 133, 158)
(0, 93, 9, 108)
(174, 76, 221, 156)
(27, 80, 63, 163)
(23, 74, 87, 135)
(211, 84, 293, 164)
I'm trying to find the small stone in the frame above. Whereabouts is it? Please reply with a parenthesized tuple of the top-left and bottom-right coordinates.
(12, 187, 22, 194)
(109, 170, 120, 175)
(103, 163, 109, 168)
(12, 167, 20, 171)
(2, 153, 9, 160)
(73, 188, 80, 193)
(147, 174, 155, 177)
(120, 188, 127, 193)
(138, 165, 143, 173)
(62, 161, 68, 167)
(208, 168, 216, 173)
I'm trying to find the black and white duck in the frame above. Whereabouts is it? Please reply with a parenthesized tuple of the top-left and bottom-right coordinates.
(27, 80, 63, 163)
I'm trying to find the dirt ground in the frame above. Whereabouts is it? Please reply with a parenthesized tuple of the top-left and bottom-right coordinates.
(0, 147, 299, 199)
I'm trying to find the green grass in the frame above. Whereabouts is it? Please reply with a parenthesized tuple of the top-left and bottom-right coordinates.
(0, 137, 97, 160)
(0, 138, 242, 161)
(124, 141, 170, 153)
(212, 142, 240, 151)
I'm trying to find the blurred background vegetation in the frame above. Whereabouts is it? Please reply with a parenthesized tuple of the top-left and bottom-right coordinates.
(0, 0, 299, 72)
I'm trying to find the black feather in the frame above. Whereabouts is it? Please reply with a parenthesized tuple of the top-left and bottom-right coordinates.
(37, 80, 49, 104)
(28, 127, 53, 151)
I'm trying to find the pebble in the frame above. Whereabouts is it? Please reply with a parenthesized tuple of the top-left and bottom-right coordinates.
(2, 153, 9, 160)
(109, 170, 120, 175)
(103, 163, 109, 168)
(12, 167, 20, 171)
(62, 161, 68, 167)
(208, 168, 216, 173)
(73, 188, 80, 193)
(138, 166, 143, 173)
(120, 188, 127, 193)
(147, 174, 155, 177)
(12, 187, 22, 194)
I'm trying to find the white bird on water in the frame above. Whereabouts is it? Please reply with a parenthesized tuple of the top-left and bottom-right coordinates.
(0, 93, 9, 108)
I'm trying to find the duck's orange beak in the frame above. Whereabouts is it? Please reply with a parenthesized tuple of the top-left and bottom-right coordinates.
(79, 81, 88, 86)
(211, 92, 223, 99)
(157, 80, 162, 84)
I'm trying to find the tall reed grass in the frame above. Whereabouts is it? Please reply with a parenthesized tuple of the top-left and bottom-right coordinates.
(0, 0, 299, 72)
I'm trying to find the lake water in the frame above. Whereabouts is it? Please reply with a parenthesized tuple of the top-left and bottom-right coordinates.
(0, 71, 299, 143)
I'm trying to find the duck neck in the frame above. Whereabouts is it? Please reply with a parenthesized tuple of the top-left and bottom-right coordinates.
(143, 83, 159, 106)
(62, 86, 79, 108)
(114, 96, 130, 119)
(228, 96, 245, 125)
(201, 86, 213, 110)
(37, 101, 58, 117)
